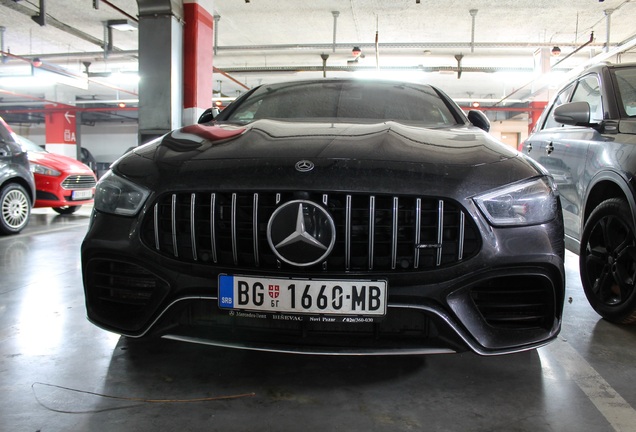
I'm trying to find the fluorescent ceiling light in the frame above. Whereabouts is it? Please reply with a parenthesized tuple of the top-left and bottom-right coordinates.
(76, 98, 138, 105)
(33, 67, 88, 90)
(351, 70, 426, 82)
(107, 19, 138, 31)
(106, 71, 139, 85)
(0, 75, 56, 88)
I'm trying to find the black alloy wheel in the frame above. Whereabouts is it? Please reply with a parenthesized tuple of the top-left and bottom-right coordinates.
(580, 198, 636, 324)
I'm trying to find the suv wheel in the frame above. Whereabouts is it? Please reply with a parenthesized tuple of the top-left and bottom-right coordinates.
(0, 183, 31, 235)
(580, 198, 636, 324)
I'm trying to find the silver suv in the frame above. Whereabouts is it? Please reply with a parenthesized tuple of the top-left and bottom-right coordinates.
(522, 62, 636, 324)
(0, 117, 35, 235)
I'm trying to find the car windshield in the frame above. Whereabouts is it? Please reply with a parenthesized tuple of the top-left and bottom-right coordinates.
(222, 80, 459, 126)
(614, 67, 636, 117)
(13, 134, 46, 153)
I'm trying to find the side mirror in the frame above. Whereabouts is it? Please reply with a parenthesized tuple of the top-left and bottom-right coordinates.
(553, 101, 593, 126)
(467, 110, 490, 132)
(198, 107, 221, 124)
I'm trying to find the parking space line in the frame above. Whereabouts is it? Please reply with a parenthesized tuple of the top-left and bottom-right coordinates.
(545, 338, 636, 432)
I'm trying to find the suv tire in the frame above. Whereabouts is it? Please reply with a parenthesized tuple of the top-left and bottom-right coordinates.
(580, 198, 636, 324)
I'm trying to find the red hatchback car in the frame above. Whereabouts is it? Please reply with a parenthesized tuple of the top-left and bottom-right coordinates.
(16, 135, 97, 215)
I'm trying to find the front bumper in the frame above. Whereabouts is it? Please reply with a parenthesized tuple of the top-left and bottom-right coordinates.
(82, 210, 565, 356)
(34, 185, 94, 208)
(34, 174, 95, 208)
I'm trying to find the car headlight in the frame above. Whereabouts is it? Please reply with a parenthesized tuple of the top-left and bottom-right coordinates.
(474, 177, 558, 226)
(30, 163, 61, 176)
(94, 171, 150, 216)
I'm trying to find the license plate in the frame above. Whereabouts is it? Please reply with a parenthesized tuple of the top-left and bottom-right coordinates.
(219, 275, 387, 316)
(71, 189, 93, 200)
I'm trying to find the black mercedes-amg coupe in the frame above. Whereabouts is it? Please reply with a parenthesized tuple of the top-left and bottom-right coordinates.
(82, 79, 565, 355)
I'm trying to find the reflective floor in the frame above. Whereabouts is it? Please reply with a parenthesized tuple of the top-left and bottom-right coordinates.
(2, 206, 636, 431)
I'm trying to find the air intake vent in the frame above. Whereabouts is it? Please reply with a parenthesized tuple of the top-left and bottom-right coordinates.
(141, 191, 480, 272)
(470, 276, 555, 330)
(85, 259, 169, 331)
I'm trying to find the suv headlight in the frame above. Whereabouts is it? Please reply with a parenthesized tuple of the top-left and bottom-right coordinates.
(474, 177, 558, 226)
(94, 171, 150, 216)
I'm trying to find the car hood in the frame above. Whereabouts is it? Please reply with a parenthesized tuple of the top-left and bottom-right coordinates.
(114, 120, 539, 196)
(28, 151, 95, 175)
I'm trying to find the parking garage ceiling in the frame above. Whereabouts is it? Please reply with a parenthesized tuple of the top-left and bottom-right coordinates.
(1, 0, 635, 125)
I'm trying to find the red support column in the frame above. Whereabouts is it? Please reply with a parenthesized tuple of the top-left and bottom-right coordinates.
(45, 105, 77, 159)
(528, 101, 548, 135)
(183, 0, 214, 125)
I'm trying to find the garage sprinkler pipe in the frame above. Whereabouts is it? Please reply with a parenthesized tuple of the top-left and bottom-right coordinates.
(469, 9, 478, 53)
(551, 32, 595, 69)
(332, 11, 340, 53)
(321, 53, 329, 77)
(214, 15, 221, 55)
(493, 31, 595, 107)
(604, 9, 614, 53)
(0, 27, 6, 64)
(32, 0, 46, 26)
(375, 15, 380, 70)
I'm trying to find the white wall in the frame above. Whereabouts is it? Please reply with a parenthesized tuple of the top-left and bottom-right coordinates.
(489, 117, 530, 150)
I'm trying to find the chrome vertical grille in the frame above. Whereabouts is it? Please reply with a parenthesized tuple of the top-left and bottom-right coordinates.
(210, 193, 217, 263)
(142, 191, 480, 272)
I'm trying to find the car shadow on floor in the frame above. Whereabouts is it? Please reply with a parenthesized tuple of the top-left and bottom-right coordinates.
(32, 337, 551, 432)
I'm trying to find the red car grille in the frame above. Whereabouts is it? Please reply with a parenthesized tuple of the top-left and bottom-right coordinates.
(61, 175, 96, 190)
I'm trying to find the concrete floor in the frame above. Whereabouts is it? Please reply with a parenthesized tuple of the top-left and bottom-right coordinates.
(2, 206, 636, 432)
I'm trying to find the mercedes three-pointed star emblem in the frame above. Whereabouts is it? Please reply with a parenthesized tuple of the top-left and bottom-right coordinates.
(295, 160, 315, 172)
(267, 200, 336, 267)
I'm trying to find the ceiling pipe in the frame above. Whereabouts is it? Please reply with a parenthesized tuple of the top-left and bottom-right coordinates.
(6, 50, 139, 61)
(212, 67, 250, 90)
(493, 32, 595, 107)
(332, 11, 340, 53)
(9, 40, 606, 64)
(469, 9, 478, 53)
(551, 32, 595, 69)
(454, 54, 463, 79)
(214, 15, 221, 55)
(567, 31, 636, 76)
(215, 41, 605, 52)
(459, 106, 545, 113)
(0, 0, 119, 52)
(1, 106, 138, 115)
(604, 9, 614, 53)
(104, 23, 112, 58)
(218, 64, 553, 75)
(321, 53, 329, 77)
(0, 26, 7, 64)
(101, 0, 138, 22)
(32, 0, 46, 26)
(374, 15, 379, 69)
(0, 50, 138, 96)
(0, 88, 74, 108)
